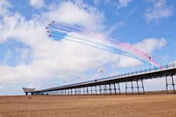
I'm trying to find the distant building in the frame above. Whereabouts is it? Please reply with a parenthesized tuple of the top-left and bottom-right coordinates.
(22, 87, 35, 95)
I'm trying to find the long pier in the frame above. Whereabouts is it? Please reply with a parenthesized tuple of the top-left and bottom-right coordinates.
(24, 64, 176, 95)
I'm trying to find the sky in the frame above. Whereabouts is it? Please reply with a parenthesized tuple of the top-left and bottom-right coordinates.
(0, 0, 176, 95)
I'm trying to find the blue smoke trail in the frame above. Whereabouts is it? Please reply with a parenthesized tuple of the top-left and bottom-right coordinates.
(50, 31, 135, 58)
(49, 31, 150, 65)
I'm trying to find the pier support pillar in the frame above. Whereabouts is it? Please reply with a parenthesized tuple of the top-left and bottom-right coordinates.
(114, 83, 117, 95)
(99, 85, 102, 94)
(166, 75, 176, 94)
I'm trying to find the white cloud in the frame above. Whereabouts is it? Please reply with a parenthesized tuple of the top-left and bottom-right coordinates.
(111, 55, 142, 68)
(169, 60, 176, 66)
(29, 0, 44, 9)
(144, 0, 173, 22)
(105, 21, 125, 36)
(0, 0, 11, 17)
(134, 38, 166, 54)
(103, 0, 132, 9)
(42, 1, 105, 32)
(0, 86, 3, 89)
(117, 0, 133, 8)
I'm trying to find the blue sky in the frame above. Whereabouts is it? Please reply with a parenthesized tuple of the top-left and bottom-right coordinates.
(0, 0, 176, 95)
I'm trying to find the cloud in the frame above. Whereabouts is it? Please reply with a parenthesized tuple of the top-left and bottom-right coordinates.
(169, 60, 176, 66)
(117, 0, 133, 8)
(134, 38, 166, 54)
(105, 21, 125, 36)
(144, 0, 173, 22)
(103, 0, 132, 9)
(0, 39, 32, 66)
(29, 0, 44, 9)
(42, 1, 105, 32)
(0, 0, 11, 17)
(111, 55, 142, 68)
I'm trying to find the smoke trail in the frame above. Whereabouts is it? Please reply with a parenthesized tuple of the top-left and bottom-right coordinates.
(51, 27, 159, 67)
(46, 21, 161, 67)
(50, 30, 150, 65)
(50, 32, 134, 58)
(49, 21, 83, 33)
(68, 28, 161, 67)
(106, 38, 161, 67)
